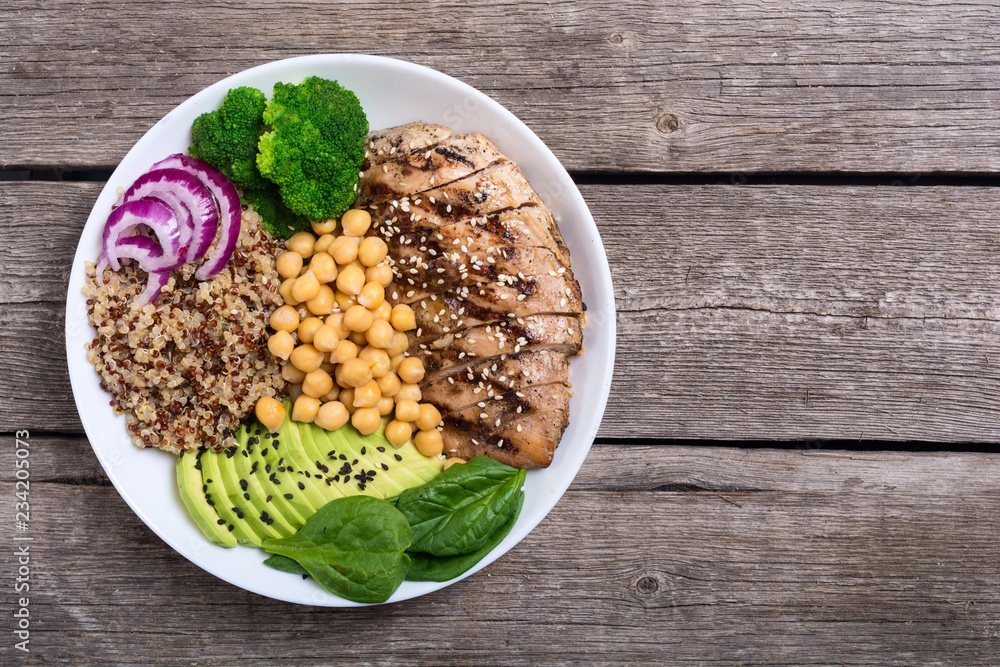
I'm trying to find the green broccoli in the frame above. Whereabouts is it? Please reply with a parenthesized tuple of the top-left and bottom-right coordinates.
(256, 77, 368, 221)
(190, 86, 271, 190)
(240, 186, 311, 240)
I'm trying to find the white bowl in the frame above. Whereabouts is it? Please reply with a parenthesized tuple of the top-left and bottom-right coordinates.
(65, 54, 616, 606)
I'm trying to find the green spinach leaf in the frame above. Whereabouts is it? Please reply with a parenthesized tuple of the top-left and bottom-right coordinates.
(396, 456, 526, 557)
(262, 495, 411, 604)
(406, 491, 524, 582)
(263, 554, 308, 575)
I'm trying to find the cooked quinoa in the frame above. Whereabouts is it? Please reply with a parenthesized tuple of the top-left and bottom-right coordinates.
(83, 207, 287, 454)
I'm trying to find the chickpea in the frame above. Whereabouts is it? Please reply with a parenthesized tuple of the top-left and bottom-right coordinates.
(290, 394, 321, 423)
(396, 382, 422, 403)
(267, 330, 295, 360)
(444, 457, 466, 470)
(385, 420, 412, 448)
(311, 218, 337, 235)
(314, 400, 349, 431)
(254, 396, 286, 433)
(281, 362, 307, 384)
(321, 385, 341, 402)
(376, 396, 395, 416)
(397, 356, 425, 384)
(290, 344, 324, 373)
(344, 304, 375, 332)
(330, 235, 360, 265)
(306, 285, 335, 316)
(312, 324, 339, 352)
(341, 209, 372, 237)
(325, 312, 349, 340)
(352, 407, 381, 436)
(276, 251, 303, 280)
(366, 263, 393, 287)
(353, 379, 381, 408)
(388, 331, 410, 357)
(339, 388, 357, 415)
(414, 429, 444, 457)
(278, 277, 300, 306)
(349, 330, 369, 346)
(330, 339, 358, 364)
(309, 252, 338, 284)
(337, 357, 373, 388)
(359, 346, 392, 378)
(376, 371, 401, 397)
(288, 383, 303, 402)
(314, 233, 335, 255)
(291, 271, 321, 303)
(390, 353, 406, 370)
(269, 305, 300, 333)
(320, 360, 336, 374)
(395, 399, 420, 423)
(415, 403, 442, 431)
(373, 301, 393, 322)
(365, 318, 395, 349)
(286, 231, 316, 258)
(302, 369, 335, 399)
(334, 290, 357, 312)
(358, 236, 388, 267)
(357, 281, 385, 309)
(336, 264, 366, 296)
(297, 317, 324, 344)
(390, 304, 416, 332)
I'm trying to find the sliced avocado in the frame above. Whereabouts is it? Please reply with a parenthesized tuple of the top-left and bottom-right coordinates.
(213, 435, 288, 542)
(316, 425, 407, 499)
(176, 449, 238, 548)
(244, 423, 318, 521)
(231, 424, 303, 535)
(199, 445, 264, 546)
(295, 419, 387, 499)
(273, 413, 349, 509)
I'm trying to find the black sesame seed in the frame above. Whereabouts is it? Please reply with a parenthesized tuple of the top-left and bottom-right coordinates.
(339, 454, 347, 461)
(267, 518, 274, 525)
(250, 461, 258, 474)
(328, 450, 336, 458)
(265, 464, 271, 473)
(260, 511, 269, 522)
(242, 450, 249, 457)
(239, 480, 248, 491)
(243, 493, 250, 501)
(284, 493, 293, 500)
(381, 463, 389, 471)
(266, 495, 272, 502)
(217, 519, 226, 525)
(298, 481, 305, 490)
(272, 440, 280, 447)
(261, 448, 269, 457)
(207, 498, 215, 506)
(361, 447, 366, 455)
(228, 525, 234, 532)
(278, 466, 286, 473)
(202, 484, 208, 492)
(377, 447, 385, 453)
(352, 459, 358, 465)
(206, 478, 213, 484)
(394, 454, 403, 461)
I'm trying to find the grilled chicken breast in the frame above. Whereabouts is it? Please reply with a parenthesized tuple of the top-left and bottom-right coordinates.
(357, 122, 584, 468)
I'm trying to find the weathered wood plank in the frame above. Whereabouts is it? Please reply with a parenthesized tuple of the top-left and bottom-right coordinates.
(4, 181, 999, 441)
(2, 440, 999, 665)
(3, 0, 1000, 173)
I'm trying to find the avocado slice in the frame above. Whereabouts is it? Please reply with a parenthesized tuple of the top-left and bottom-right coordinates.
(242, 423, 318, 522)
(176, 449, 238, 548)
(213, 435, 288, 542)
(316, 424, 414, 499)
(273, 414, 350, 509)
(230, 424, 303, 535)
(199, 446, 264, 546)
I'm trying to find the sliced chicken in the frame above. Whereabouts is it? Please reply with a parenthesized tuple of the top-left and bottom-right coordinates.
(440, 384, 571, 469)
(407, 274, 583, 342)
(421, 350, 570, 415)
(362, 122, 451, 169)
(356, 122, 583, 468)
(412, 315, 583, 384)
(358, 133, 505, 207)
(378, 206, 572, 268)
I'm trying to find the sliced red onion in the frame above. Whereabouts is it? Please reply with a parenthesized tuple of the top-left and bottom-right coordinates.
(116, 234, 186, 273)
(135, 270, 172, 307)
(151, 154, 241, 280)
(102, 199, 181, 271)
(121, 168, 216, 259)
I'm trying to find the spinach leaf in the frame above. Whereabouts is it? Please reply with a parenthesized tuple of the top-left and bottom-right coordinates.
(406, 491, 524, 582)
(262, 496, 411, 604)
(396, 456, 526, 557)
(263, 554, 308, 576)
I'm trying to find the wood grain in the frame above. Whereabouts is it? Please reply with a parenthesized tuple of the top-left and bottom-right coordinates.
(3, 0, 1000, 173)
(3, 438, 999, 665)
(4, 181, 999, 441)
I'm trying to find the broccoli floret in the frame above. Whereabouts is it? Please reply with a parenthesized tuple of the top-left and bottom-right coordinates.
(241, 186, 311, 240)
(256, 77, 368, 220)
(190, 86, 271, 190)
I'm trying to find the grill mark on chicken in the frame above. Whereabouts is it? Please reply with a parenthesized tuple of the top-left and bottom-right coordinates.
(421, 350, 569, 416)
(362, 122, 451, 170)
(412, 315, 583, 383)
(440, 384, 570, 469)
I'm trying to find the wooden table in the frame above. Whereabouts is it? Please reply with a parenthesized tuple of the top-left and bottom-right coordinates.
(3, 2, 999, 664)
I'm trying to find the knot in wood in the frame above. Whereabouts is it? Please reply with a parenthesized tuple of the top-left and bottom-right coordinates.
(609, 33, 624, 44)
(636, 575, 659, 595)
(655, 112, 682, 135)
